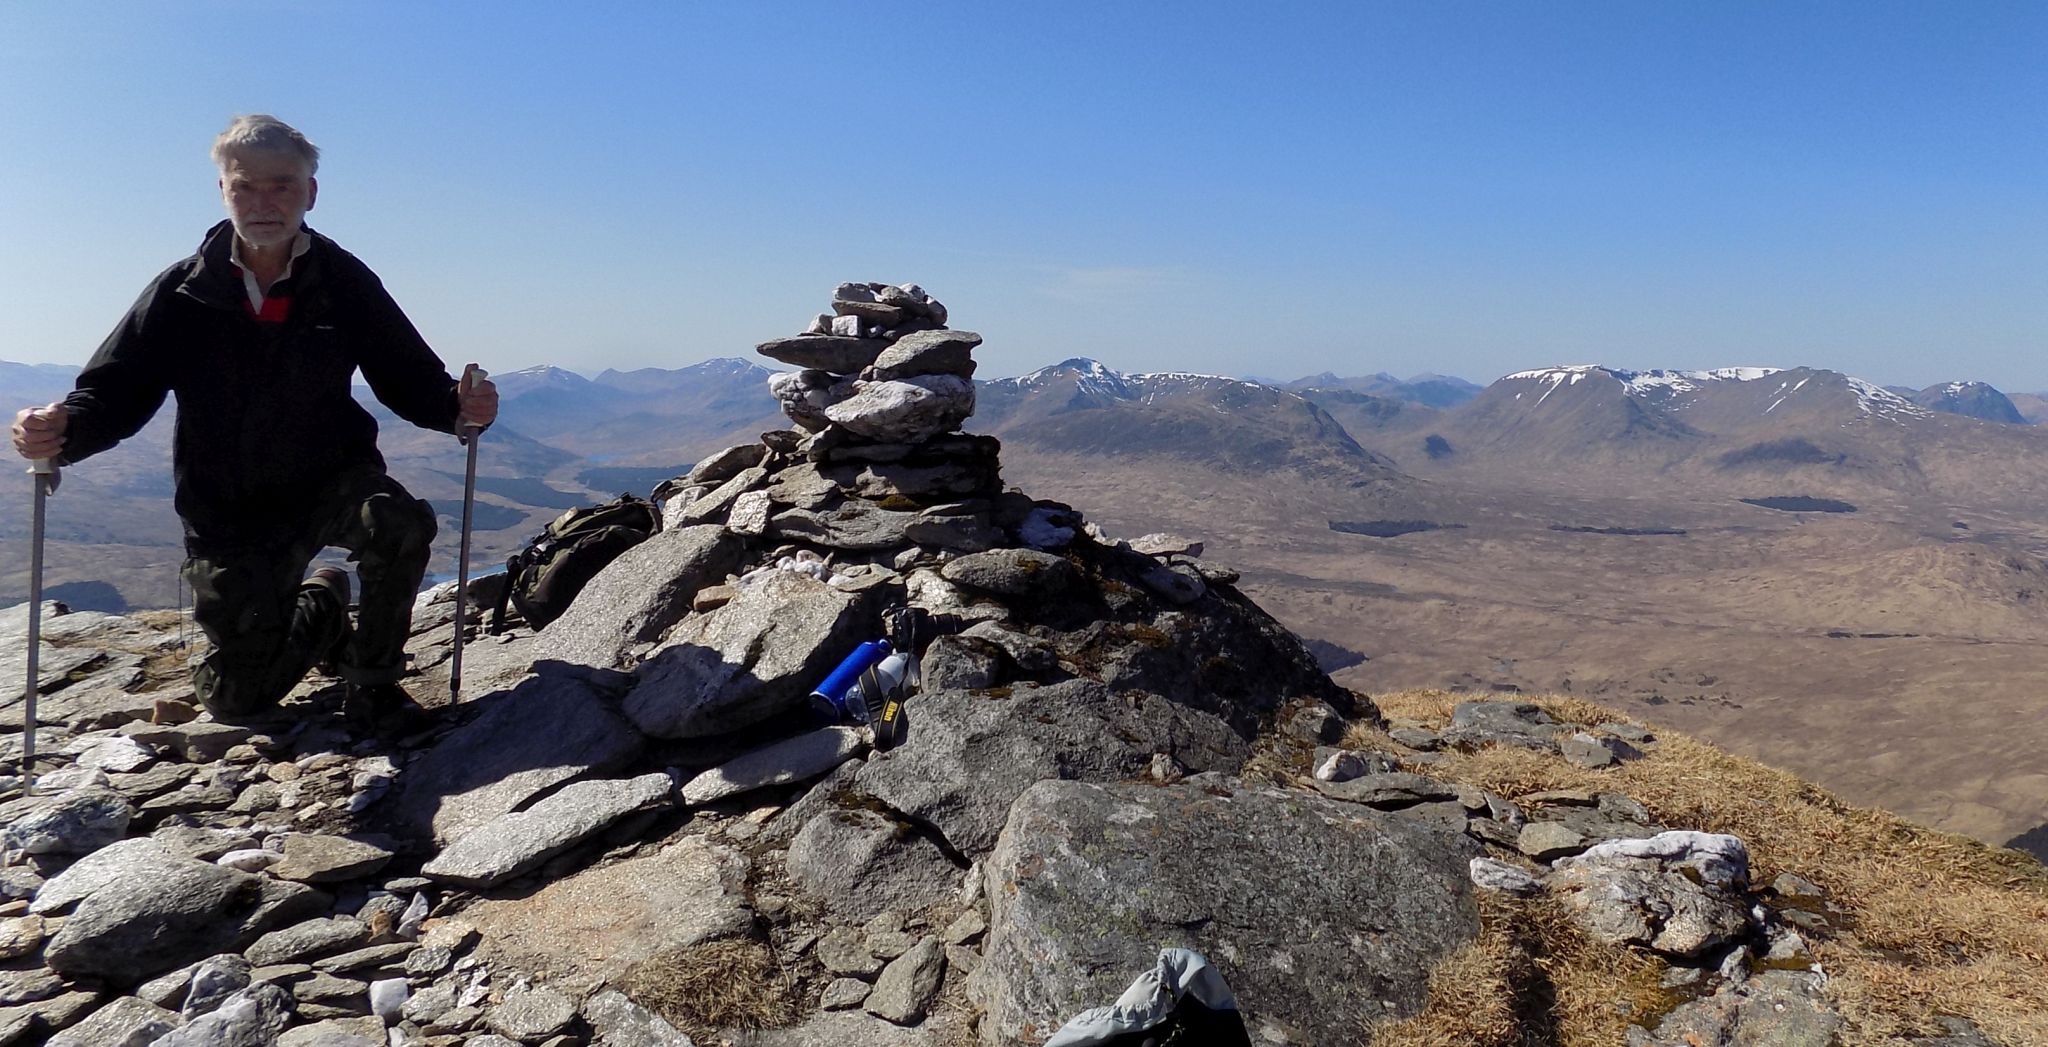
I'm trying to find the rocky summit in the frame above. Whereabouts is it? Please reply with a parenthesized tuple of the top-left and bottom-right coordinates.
(0, 286, 2020, 1045)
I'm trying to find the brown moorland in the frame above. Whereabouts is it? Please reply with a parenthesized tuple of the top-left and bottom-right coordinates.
(981, 361, 2048, 862)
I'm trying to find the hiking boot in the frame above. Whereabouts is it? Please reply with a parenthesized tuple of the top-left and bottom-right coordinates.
(301, 567, 354, 676)
(343, 681, 434, 737)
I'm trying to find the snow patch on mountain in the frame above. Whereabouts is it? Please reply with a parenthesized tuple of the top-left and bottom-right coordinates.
(1017, 357, 1130, 394)
(1503, 364, 1929, 421)
(687, 357, 773, 376)
(1013, 358, 1278, 405)
(503, 364, 592, 387)
(1845, 376, 1927, 418)
(1126, 371, 1267, 407)
(1504, 364, 1782, 399)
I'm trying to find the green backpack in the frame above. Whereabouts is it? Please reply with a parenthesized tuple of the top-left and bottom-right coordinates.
(488, 493, 661, 632)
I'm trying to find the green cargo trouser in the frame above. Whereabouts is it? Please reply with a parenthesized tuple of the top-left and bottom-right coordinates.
(183, 468, 438, 716)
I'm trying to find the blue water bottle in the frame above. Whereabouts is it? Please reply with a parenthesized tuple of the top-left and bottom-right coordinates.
(810, 639, 892, 721)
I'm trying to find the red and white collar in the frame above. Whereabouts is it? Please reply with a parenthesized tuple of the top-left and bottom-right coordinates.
(228, 229, 313, 313)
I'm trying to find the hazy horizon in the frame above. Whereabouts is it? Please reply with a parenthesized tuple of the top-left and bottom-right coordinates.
(11, 351, 2048, 399)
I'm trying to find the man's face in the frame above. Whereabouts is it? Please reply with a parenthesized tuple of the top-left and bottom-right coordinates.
(219, 149, 317, 249)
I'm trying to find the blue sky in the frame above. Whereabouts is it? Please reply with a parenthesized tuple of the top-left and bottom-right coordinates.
(1, 2, 2042, 388)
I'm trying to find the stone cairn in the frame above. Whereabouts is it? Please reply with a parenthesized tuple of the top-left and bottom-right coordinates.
(650, 281, 1014, 565)
(747, 281, 994, 510)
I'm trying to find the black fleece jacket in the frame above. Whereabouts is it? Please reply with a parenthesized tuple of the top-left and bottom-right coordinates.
(60, 220, 463, 551)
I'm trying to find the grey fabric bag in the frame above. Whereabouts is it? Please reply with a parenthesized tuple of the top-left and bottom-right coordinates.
(1044, 948, 1251, 1047)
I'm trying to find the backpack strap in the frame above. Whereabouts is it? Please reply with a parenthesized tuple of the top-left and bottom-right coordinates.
(486, 552, 521, 634)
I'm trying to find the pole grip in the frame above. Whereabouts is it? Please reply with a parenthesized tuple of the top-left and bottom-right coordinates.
(458, 366, 488, 438)
(29, 457, 58, 493)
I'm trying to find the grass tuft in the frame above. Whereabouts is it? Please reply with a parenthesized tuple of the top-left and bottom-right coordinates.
(1371, 893, 1666, 1045)
(623, 937, 801, 1037)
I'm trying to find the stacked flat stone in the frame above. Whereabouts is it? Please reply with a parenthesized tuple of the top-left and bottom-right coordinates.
(797, 280, 950, 340)
(761, 283, 976, 439)
(750, 282, 994, 504)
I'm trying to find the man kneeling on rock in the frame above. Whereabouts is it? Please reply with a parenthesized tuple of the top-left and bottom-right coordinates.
(7, 115, 497, 729)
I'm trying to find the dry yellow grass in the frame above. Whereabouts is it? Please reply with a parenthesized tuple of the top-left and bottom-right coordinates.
(127, 608, 187, 631)
(1371, 891, 1668, 1045)
(1360, 689, 2048, 1045)
(1368, 894, 1530, 1047)
(623, 937, 802, 1038)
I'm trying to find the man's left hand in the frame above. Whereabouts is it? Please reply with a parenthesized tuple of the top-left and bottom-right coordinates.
(457, 364, 498, 429)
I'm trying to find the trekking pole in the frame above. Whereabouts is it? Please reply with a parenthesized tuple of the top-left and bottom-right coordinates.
(22, 457, 59, 780)
(449, 366, 486, 704)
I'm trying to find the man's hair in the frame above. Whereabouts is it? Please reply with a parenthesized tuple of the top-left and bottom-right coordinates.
(211, 114, 320, 175)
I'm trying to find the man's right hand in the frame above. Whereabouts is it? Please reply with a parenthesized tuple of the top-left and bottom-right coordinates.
(10, 403, 68, 461)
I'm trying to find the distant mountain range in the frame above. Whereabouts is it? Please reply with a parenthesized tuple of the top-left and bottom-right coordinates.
(0, 361, 83, 409)
(468, 359, 787, 468)
(1277, 371, 1484, 409)
(971, 359, 1404, 485)
(1452, 364, 1929, 452)
(1331, 364, 2048, 514)
(5, 354, 2047, 609)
